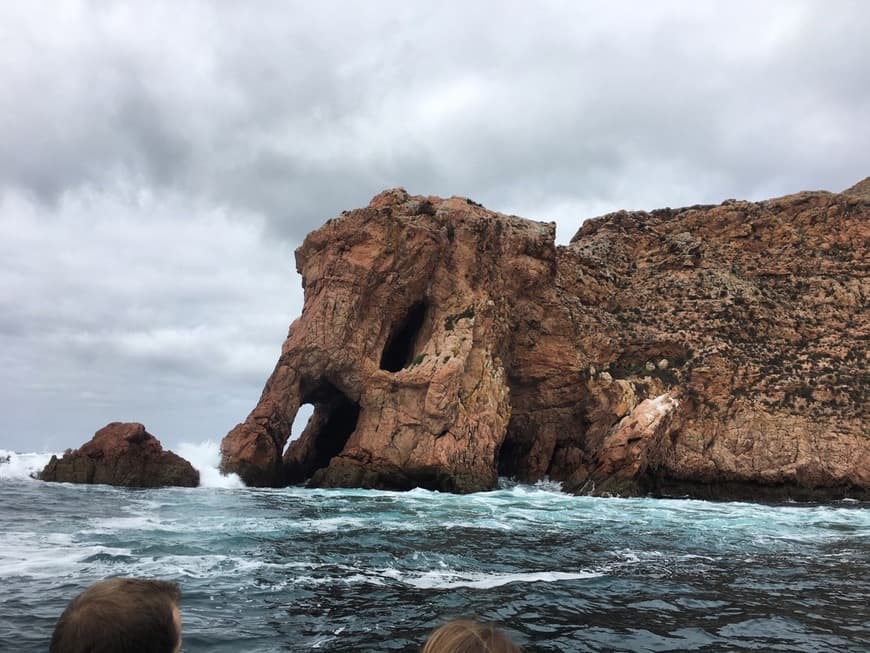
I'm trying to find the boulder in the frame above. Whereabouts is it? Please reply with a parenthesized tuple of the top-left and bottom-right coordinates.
(42, 422, 199, 488)
(220, 181, 869, 500)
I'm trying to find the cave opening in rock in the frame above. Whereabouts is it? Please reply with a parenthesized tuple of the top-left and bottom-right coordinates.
(283, 381, 360, 484)
(380, 301, 428, 372)
(497, 416, 530, 480)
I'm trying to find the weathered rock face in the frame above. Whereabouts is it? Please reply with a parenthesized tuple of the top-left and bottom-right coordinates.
(221, 181, 869, 500)
(42, 422, 199, 488)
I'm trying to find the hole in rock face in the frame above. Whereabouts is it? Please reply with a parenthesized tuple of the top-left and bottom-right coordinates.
(380, 302, 428, 372)
(284, 403, 315, 452)
(496, 437, 521, 477)
(284, 381, 360, 483)
(310, 390, 359, 473)
(497, 422, 530, 480)
(497, 385, 535, 480)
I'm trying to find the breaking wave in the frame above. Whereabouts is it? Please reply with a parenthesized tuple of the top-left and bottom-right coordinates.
(0, 449, 56, 481)
(175, 440, 245, 489)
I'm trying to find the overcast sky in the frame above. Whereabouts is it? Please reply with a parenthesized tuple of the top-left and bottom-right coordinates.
(1, 1, 868, 453)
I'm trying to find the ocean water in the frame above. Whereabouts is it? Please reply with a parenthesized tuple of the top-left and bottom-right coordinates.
(1, 448, 868, 652)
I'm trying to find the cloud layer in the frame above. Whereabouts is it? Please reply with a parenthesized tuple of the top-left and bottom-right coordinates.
(1, 1, 868, 452)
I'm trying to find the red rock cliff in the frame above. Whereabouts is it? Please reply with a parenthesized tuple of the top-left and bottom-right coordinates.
(220, 181, 869, 500)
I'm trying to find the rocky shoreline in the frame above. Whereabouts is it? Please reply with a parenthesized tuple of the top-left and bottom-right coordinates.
(215, 179, 869, 501)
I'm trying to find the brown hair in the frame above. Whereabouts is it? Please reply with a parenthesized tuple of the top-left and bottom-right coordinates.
(422, 619, 522, 653)
(50, 577, 181, 653)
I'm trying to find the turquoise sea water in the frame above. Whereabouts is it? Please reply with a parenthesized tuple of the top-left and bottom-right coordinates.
(1, 451, 868, 652)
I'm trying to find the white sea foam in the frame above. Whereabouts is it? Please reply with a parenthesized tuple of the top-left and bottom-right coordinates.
(526, 478, 565, 494)
(0, 531, 133, 578)
(0, 449, 57, 481)
(84, 515, 182, 534)
(311, 637, 338, 649)
(381, 568, 602, 589)
(496, 477, 564, 494)
(274, 566, 603, 590)
(175, 440, 245, 489)
(307, 516, 382, 533)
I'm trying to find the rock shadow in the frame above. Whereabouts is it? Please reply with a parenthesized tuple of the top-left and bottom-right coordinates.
(283, 381, 360, 484)
(380, 301, 428, 372)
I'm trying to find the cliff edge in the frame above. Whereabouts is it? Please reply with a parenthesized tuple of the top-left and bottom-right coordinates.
(220, 181, 869, 500)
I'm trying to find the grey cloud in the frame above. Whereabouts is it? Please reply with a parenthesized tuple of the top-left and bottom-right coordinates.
(6, 2, 870, 228)
(1, 0, 868, 452)
(0, 186, 296, 450)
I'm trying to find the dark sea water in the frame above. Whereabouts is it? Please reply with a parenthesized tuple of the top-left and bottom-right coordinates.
(1, 450, 868, 652)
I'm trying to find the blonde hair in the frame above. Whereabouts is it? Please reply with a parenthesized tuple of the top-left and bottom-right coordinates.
(422, 619, 522, 653)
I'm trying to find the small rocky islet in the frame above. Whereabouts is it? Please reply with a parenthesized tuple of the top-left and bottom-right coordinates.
(41, 422, 198, 488)
(44, 179, 869, 500)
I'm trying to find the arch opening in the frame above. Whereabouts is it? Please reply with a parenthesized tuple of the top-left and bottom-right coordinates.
(284, 403, 315, 454)
(380, 302, 428, 372)
(283, 381, 360, 484)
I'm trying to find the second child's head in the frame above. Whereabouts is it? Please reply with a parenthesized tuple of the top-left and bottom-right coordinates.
(422, 619, 522, 653)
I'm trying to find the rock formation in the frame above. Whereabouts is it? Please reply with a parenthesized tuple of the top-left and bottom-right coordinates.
(42, 422, 199, 488)
(221, 180, 869, 500)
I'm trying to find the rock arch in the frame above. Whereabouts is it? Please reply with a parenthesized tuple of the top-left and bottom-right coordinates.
(283, 380, 360, 484)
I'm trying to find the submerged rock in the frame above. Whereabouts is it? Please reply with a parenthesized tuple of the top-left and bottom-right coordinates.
(220, 181, 869, 500)
(41, 422, 199, 488)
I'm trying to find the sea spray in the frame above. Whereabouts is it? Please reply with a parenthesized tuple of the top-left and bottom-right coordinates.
(0, 449, 56, 481)
(175, 440, 245, 489)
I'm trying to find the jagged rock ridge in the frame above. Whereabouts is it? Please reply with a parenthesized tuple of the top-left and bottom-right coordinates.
(220, 182, 869, 500)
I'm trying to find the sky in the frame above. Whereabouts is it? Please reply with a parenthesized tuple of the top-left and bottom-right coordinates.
(1, 1, 868, 454)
